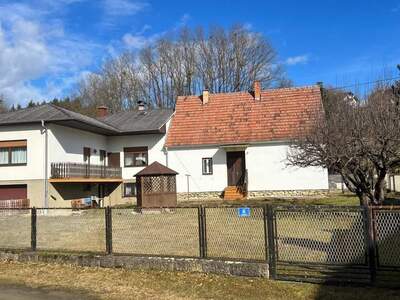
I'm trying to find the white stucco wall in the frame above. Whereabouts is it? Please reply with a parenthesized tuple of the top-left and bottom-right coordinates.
(167, 143, 328, 193)
(0, 125, 45, 180)
(107, 133, 167, 180)
(167, 147, 227, 193)
(48, 124, 108, 167)
(246, 143, 328, 191)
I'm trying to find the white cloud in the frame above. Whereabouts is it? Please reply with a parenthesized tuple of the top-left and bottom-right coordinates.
(285, 54, 309, 66)
(103, 0, 148, 16)
(121, 13, 190, 51)
(122, 24, 161, 50)
(179, 13, 191, 26)
(122, 33, 149, 49)
(0, 1, 98, 105)
(243, 23, 253, 30)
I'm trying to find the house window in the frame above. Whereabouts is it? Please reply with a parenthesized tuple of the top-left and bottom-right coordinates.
(0, 140, 27, 166)
(123, 182, 136, 197)
(124, 147, 148, 167)
(202, 158, 213, 175)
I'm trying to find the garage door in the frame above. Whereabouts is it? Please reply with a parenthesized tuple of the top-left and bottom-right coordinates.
(0, 185, 27, 200)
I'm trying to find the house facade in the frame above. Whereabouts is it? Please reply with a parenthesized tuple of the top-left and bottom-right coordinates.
(0, 82, 329, 207)
(0, 104, 172, 207)
(165, 82, 328, 200)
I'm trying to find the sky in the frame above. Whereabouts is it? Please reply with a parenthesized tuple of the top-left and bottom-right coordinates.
(0, 0, 399, 105)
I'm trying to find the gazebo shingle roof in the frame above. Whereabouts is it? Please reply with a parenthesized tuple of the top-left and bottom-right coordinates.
(135, 161, 178, 176)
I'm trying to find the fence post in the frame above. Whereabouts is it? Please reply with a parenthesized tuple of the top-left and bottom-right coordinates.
(266, 204, 277, 280)
(105, 206, 113, 255)
(198, 205, 207, 258)
(364, 205, 377, 284)
(263, 205, 268, 262)
(31, 207, 37, 251)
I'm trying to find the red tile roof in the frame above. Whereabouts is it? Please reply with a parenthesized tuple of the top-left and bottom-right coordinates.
(165, 86, 322, 147)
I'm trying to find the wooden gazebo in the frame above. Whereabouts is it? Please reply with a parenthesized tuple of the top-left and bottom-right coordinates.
(135, 161, 178, 208)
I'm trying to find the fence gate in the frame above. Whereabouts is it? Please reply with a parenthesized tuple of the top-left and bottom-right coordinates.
(373, 207, 400, 286)
(269, 206, 372, 284)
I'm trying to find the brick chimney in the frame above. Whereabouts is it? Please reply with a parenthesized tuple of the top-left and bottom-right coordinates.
(96, 106, 108, 118)
(202, 90, 209, 105)
(254, 80, 261, 100)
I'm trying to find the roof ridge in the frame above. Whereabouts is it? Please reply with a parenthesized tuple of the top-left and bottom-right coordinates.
(263, 85, 320, 92)
(48, 103, 121, 131)
(176, 85, 320, 100)
(47, 103, 73, 119)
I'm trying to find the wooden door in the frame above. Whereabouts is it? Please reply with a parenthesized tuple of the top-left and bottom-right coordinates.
(226, 151, 245, 186)
(107, 153, 120, 168)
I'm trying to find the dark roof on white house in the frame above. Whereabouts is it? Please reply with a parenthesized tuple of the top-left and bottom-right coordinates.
(0, 104, 173, 136)
(100, 109, 174, 134)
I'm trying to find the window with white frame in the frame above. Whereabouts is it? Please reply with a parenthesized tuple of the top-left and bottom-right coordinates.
(202, 158, 213, 175)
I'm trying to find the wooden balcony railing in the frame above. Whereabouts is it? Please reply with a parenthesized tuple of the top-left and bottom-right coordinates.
(51, 162, 122, 179)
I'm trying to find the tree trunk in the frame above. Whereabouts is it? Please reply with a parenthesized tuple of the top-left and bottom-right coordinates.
(373, 171, 387, 205)
(357, 193, 370, 207)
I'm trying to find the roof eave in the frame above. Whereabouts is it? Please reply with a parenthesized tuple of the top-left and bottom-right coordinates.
(165, 139, 293, 149)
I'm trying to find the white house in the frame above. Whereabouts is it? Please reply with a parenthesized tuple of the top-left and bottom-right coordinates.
(0, 103, 173, 207)
(164, 82, 328, 200)
(0, 82, 328, 207)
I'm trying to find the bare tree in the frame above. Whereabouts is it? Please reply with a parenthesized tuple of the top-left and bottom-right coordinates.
(0, 94, 7, 113)
(288, 81, 400, 206)
(78, 25, 290, 111)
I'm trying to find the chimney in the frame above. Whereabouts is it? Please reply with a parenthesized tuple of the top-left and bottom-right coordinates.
(254, 80, 261, 100)
(138, 100, 145, 111)
(202, 90, 209, 105)
(96, 106, 108, 118)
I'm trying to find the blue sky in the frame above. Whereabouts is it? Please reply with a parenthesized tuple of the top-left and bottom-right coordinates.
(0, 0, 399, 105)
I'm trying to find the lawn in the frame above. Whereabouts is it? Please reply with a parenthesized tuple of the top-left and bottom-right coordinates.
(0, 261, 398, 300)
(0, 194, 398, 265)
(164, 193, 362, 207)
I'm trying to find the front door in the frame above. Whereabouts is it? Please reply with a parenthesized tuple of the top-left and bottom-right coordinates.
(226, 151, 245, 186)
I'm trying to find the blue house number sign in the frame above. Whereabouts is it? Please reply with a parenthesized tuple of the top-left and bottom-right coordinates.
(237, 207, 251, 217)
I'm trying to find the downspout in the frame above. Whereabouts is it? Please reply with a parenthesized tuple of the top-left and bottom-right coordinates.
(41, 120, 49, 208)
(164, 146, 169, 167)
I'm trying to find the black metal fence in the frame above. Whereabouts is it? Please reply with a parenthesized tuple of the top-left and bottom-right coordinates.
(0, 205, 399, 286)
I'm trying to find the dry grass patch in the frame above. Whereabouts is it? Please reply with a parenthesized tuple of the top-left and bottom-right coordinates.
(0, 261, 399, 300)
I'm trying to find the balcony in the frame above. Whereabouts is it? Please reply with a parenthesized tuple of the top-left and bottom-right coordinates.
(50, 162, 122, 183)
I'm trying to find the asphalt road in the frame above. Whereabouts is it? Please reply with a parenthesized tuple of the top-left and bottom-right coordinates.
(0, 283, 97, 300)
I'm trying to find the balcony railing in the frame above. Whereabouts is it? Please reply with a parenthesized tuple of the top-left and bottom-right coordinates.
(51, 162, 122, 179)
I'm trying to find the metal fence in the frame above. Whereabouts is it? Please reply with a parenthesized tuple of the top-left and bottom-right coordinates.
(0, 205, 399, 286)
